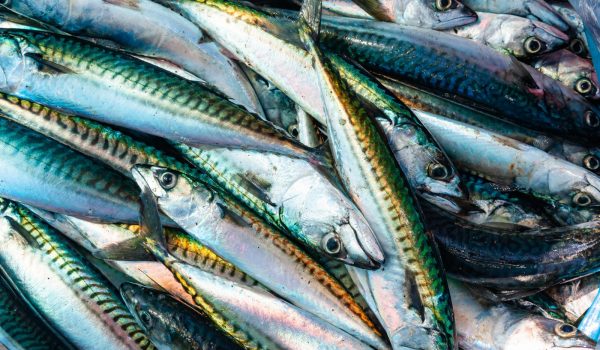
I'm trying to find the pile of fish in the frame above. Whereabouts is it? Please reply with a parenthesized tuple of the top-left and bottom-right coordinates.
(0, 0, 600, 349)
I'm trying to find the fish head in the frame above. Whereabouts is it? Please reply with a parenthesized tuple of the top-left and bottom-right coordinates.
(0, 32, 28, 92)
(570, 173, 600, 208)
(120, 283, 173, 347)
(505, 317, 595, 349)
(403, 0, 477, 30)
(523, 20, 570, 56)
(279, 174, 385, 269)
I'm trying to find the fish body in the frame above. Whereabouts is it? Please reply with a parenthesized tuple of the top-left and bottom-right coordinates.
(121, 283, 242, 350)
(568, 0, 600, 73)
(0, 200, 154, 350)
(545, 274, 600, 323)
(131, 166, 386, 349)
(0, 29, 313, 158)
(449, 279, 594, 350)
(323, 0, 372, 19)
(447, 12, 569, 58)
(3, 0, 264, 115)
(298, 4, 454, 348)
(0, 117, 140, 223)
(461, 0, 569, 31)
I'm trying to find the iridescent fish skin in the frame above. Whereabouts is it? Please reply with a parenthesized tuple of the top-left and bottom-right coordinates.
(0, 117, 140, 223)
(447, 12, 569, 58)
(0, 29, 316, 159)
(0, 199, 155, 350)
(121, 283, 242, 350)
(297, 4, 454, 347)
(534, 49, 600, 100)
(317, 15, 600, 142)
(344, 0, 477, 29)
(3, 0, 264, 115)
(461, 0, 569, 31)
(131, 166, 386, 349)
(449, 279, 594, 350)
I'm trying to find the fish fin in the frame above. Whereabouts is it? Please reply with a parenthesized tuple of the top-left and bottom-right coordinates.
(509, 55, 542, 91)
(231, 173, 275, 207)
(102, 0, 140, 10)
(138, 178, 168, 249)
(25, 53, 75, 75)
(5, 217, 38, 247)
(92, 236, 154, 261)
(299, 0, 322, 41)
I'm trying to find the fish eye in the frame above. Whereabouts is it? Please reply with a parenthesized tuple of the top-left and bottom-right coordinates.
(288, 124, 299, 139)
(321, 232, 342, 255)
(435, 0, 453, 11)
(583, 154, 600, 171)
(139, 311, 153, 328)
(573, 192, 593, 207)
(524, 37, 546, 55)
(585, 110, 600, 128)
(427, 163, 450, 180)
(158, 171, 177, 190)
(570, 39, 586, 56)
(555, 323, 577, 338)
(575, 78, 596, 96)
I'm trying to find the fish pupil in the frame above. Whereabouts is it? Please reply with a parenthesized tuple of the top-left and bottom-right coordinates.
(584, 155, 600, 171)
(585, 111, 600, 128)
(560, 324, 574, 333)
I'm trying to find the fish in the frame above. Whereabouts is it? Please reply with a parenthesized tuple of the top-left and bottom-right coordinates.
(0, 275, 68, 349)
(416, 111, 600, 209)
(128, 169, 378, 349)
(0, 29, 318, 160)
(316, 15, 600, 143)
(449, 279, 595, 350)
(0, 91, 383, 267)
(0, 198, 155, 350)
(2, 0, 265, 115)
(379, 77, 600, 174)
(327, 0, 478, 29)
(568, 1, 600, 75)
(460, 0, 570, 32)
(446, 12, 569, 58)
(545, 274, 600, 323)
(533, 49, 600, 100)
(550, 2, 589, 57)
(176, 145, 384, 267)
(131, 165, 386, 349)
(425, 201, 600, 290)
(121, 283, 243, 350)
(322, 0, 372, 19)
(297, 0, 454, 347)
(0, 117, 141, 223)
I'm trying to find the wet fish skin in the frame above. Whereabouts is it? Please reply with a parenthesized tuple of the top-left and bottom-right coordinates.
(131, 166, 386, 349)
(298, 5, 454, 348)
(317, 15, 600, 142)
(545, 274, 600, 323)
(3, 0, 264, 115)
(550, 2, 589, 57)
(121, 283, 242, 350)
(416, 111, 600, 209)
(132, 168, 378, 350)
(449, 279, 595, 350)
(461, 0, 570, 31)
(0, 29, 315, 160)
(0, 117, 140, 223)
(447, 12, 569, 58)
(0, 199, 155, 350)
(568, 0, 600, 74)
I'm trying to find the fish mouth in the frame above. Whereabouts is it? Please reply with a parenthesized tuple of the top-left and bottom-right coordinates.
(119, 282, 137, 308)
(131, 166, 167, 199)
(420, 192, 483, 215)
(344, 212, 385, 268)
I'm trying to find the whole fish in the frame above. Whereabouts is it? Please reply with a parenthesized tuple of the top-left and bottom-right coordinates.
(1, 0, 264, 115)
(568, 1, 600, 74)
(176, 145, 384, 267)
(0, 117, 141, 223)
(416, 111, 600, 208)
(0, 91, 383, 267)
(0, 275, 68, 350)
(131, 166, 386, 349)
(449, 279, 595, 350)
(380, 78, 600, 174)
(0, 199, 155, 350)
(460, 0, 569, 31)
(317, 15, 600, 142)
(446, 13, 569, 58)
(130, 172, 376, 350)
(425, 202, 600, 289)
(0, 29, 317, 160)
(533, 49, 600, 100)
(328, 0, 477, 29)
(297, 1, 454, 348)
(121, 283, 242, 350)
